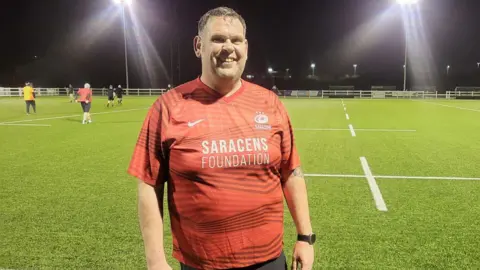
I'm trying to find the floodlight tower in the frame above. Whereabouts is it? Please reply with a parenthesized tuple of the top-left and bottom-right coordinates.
(310, 63, 316, 76)
(268, 67, 275, 86)
(397, 0, 419, 91)
(114, 0, 132, 89)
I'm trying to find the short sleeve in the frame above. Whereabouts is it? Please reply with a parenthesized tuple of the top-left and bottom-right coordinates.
(277, 99, 301, 178)
(127, 99, 168, 186)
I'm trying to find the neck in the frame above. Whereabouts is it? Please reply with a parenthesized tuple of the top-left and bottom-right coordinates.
(200, 74, 242, 97)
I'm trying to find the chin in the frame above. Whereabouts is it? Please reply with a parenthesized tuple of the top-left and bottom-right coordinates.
(215, 70, 240, 80)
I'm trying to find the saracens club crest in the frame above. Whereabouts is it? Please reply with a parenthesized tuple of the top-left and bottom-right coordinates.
(254, 112, 271, 130)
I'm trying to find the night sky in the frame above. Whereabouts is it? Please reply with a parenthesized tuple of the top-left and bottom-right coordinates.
(1, 0, 479, 89)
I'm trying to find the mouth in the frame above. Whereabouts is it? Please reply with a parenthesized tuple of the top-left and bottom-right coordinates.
(217, 57, 237, 66)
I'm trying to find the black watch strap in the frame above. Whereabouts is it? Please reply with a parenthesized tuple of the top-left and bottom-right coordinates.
(297, 233, 316, 245)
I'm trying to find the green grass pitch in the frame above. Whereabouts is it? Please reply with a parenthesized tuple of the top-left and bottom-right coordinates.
(1, 96, 479, 269)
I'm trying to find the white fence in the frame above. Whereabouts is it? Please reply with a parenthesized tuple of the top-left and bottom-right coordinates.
(0, 88, 167, 97)
(0, 87, 479, 100)
(0, 87, 61, 97)
(277, 90, 480, 100)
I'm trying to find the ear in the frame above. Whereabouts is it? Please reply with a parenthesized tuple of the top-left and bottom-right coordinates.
(193, 36, 202, 58)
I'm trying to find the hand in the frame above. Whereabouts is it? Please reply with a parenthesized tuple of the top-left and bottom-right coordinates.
(85, 100, 89, 104)
(291, 241, 314, 270)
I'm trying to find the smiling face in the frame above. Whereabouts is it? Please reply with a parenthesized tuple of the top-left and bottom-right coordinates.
(194, 15, 248, 85)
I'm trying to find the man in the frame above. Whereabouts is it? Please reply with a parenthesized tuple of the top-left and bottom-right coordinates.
(68, 84, 75, 103)
(106, 85, 115, 107)
(115, 85, 123, 105)
(77, 83, 93, 124)
(128, 7, 315, 270)
(23, 82, 36, 115)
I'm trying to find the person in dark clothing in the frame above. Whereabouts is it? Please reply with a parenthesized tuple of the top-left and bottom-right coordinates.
(115, 85, 123, 105)
(68, 84, 75, 103)
(106, 85, 115, 107)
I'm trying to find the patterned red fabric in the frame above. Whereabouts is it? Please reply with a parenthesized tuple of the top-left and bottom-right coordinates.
(128, 78, 300, 269)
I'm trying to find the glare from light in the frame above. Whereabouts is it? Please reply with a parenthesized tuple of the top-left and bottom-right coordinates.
(268, 67, 273, 73)
(310, 63, 316, 69)
(114, 0, 132, 5)
(396, 0, 419, 5)
(353, 64, 357, 68)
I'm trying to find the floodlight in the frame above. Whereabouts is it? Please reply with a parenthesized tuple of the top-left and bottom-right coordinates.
(396, 0, 419, 5)
(114, 0, 132, 5)
(310, 63, 316, 68)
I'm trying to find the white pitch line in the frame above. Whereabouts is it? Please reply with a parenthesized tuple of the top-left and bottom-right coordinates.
(415, 101, 480, 113)
(295, 128, 416, 132)
(356, 128, 416, 132)
(375, 175, 480, 181)
(346, 113, 350, 120)
(306, 173, 364, 178)
(304, 173, 480, 181)
(295, 128, 350, 131)
(348, 124, 356, 137)
(344, 107, 347, 112)
(0, 107, 149, 124)
(360, 157, 388, 212)
(0, 123, 51, 127)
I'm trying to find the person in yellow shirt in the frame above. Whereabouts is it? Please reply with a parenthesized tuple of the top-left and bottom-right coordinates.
(23, 82, 36, 115)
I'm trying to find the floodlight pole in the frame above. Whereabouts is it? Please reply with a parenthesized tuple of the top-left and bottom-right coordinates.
(403, 35, 408, 91)
(122, 4, 130, 89)
(398, 0, 419, 91)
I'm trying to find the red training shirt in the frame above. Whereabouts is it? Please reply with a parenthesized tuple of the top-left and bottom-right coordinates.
(128, 78, 301, 269)
(77, 88, 92, 102)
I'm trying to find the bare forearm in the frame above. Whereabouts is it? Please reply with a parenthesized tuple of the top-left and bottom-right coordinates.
(138, 180, 167, 268)
(283, 168, 312, 235)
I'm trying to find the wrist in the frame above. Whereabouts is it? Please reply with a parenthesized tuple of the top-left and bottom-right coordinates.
(297, 226, 313, 235)
(297, 233, 316, 245)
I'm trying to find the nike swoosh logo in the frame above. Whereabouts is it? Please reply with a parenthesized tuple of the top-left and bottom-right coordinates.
(187, 119, 205, 127)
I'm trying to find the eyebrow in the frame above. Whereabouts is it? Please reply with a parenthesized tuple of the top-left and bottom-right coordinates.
(210, 33, 245, 40)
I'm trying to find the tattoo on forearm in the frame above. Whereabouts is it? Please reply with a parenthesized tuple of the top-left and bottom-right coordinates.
(292, 167, 304, 178)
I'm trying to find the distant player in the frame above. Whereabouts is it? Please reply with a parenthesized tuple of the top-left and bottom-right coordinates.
(77, 83, 93, 124)
(23, 82, 36, 115)
(68, 84, 75, 103)
(115, 85, 123, 105)
(106, 85, 115, 107)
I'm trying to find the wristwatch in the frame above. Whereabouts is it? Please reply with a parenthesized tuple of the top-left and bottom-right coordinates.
(297, 233, 316, 245)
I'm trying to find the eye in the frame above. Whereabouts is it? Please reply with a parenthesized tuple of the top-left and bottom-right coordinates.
(232, 38, 243, 45)
(212, 36, 226, 43)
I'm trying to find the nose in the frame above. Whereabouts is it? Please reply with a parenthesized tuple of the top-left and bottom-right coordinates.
(222, 40, 235, 54)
